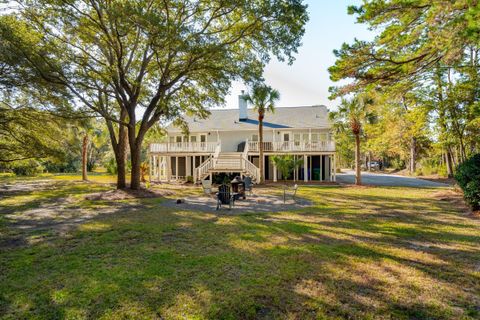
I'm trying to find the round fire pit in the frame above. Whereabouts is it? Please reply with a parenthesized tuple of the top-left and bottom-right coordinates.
(231, 176, 246, 200)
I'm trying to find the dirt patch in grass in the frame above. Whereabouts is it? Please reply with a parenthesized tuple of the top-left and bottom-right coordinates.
(418, 175, 456, 185)
(85, 188, 173, 200)
(431, 189, 472, 215)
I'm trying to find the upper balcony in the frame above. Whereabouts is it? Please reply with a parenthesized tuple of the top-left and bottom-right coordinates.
(150, 140, 335, 154)
(150, 142, 218, 153)
(247, 140, 335, 153)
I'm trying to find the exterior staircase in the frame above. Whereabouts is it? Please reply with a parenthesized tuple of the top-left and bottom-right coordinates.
(195, 151, 260, 183)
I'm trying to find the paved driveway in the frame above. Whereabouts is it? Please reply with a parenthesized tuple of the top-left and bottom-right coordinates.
(336, 170, 449, 188)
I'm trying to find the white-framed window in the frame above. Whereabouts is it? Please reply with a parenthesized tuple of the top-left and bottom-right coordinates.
(176, 136, 182, 143)
(190, 136, 197, 143)
(294, 133, 301, 142)
(200, 134, 207, 142)
(311, 133, 319, 141)
(169, 136, 175, 143)
(302, 133, 309, 141)
(251, 134, 259, 142)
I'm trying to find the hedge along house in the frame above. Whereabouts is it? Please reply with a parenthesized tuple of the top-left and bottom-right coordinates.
(148, 92, 336, 183)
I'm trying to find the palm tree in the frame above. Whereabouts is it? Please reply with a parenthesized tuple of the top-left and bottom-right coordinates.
(329, 95, 375, 185)
(270, 155, 304, 203)
(245, 84, 280, 184)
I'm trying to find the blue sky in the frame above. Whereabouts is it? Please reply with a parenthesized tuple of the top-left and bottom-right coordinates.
(224, 0, 373, 111)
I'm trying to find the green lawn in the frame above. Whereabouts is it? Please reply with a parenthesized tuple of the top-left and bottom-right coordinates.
(1, 176, 479, 319)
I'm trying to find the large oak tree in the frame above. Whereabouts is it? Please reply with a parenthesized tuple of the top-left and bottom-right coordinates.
(1, 0, 308, 189)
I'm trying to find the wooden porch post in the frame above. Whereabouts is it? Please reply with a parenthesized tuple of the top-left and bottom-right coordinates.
(167, 156, 171, 182)
(273, 163, 277, 182)
(148, 154, 152, 183)
(303, 155, 308, 182)
(175, 156, 179, 180)
(193, 156, 197, 182)
(157, 156, 163, 182)
(333, 154, 337, 182)
(293, 155, 296, 182)
(186, 156, 191, 178)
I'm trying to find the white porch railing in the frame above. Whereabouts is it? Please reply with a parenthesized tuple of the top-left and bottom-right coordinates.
(247, 140, 335, 153)
(150, 142, 217, 153)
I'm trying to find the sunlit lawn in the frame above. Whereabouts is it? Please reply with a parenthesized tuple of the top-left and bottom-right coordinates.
(0, 176, 479, 319)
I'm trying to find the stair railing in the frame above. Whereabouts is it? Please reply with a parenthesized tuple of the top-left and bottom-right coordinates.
(213, 140, 221, 166)
(195, 157, 213, 182)
(242, 139, 249, 168)
(195, 140, 221, 182)
(243, 157, 259, 182)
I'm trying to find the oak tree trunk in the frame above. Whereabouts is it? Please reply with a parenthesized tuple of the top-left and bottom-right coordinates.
(115, 127, 128, 189)
(105, 110, 128, 189)
(130, 142, 142, 190)
(445, 149, 454, 178)
(354, 133, 362, 185)
(128, 119, 148, 190)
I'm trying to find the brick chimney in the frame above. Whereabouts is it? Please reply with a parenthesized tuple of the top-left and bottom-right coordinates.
(239, 90, 248, 121)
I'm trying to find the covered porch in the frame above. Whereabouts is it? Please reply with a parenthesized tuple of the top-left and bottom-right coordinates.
(248, 153, 336, 183)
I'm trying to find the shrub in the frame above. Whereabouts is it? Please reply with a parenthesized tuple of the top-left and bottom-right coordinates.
(140, 162, 149, 182)
(455, 154, 480, 211)
(415, 158, 447, 178)
(437, 164, 448, 178)
(9, 160, 44, 176)
(105, 157, 118, 174)
(390, 158, 405, 170)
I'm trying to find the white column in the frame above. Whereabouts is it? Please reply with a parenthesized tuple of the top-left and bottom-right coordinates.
(303, 155, 308, 182)
(158, 156, 162, 181)
(293, 155, 296, 181)
(333, 154, 337, 182)
(167, 156, 171, 182)
(149, 154, 152, 183)
(175, 156, 179, 180)
(273, 163, 277, 182)
(186, 156, 192, 177)
(193, 156, 197, 182)
(326, 155, 331, 181)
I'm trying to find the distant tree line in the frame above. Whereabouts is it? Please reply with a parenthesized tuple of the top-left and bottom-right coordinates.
(329, 0, 480, 184)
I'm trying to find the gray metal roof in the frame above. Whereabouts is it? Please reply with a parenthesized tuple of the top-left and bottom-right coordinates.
(167, 105, 332, 133)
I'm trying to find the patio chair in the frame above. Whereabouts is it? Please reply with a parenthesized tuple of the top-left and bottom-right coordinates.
(216, 184, 237, 210)
(201, 179, 212, 195)
(283, 184, 299, 203)
(244, 176, 253, 195)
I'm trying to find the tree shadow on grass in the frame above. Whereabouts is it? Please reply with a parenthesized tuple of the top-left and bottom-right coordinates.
(1, 185, 479, 319)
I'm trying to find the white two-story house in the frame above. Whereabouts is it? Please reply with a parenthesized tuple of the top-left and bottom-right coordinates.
(148, 93, 336, 183)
